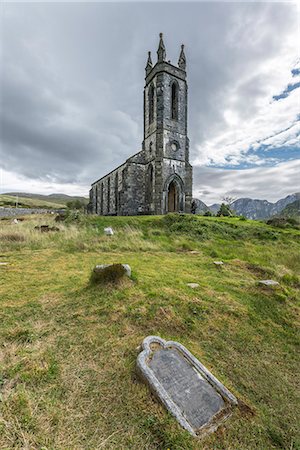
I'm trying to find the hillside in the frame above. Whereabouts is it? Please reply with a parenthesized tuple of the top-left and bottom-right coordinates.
(279, 199, 300, 218)
(2, 193, 89, 209)
(230, 193, 300, 219)
(0, 214, 299, 449)
(0, 194, 66, 209)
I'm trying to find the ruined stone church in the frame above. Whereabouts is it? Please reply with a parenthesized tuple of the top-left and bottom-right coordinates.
(89, 33, 193, 215)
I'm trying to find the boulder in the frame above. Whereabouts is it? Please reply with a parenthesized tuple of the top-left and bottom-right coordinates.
(91, 263, 131, 284)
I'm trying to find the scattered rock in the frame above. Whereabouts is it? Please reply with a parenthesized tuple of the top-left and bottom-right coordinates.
(0, 262, 8, 266)
(189, 250, 200, 254)
(91, 263, 131, 284)
(187, 283, 199, 289)
(258, 279, 280, 287)
(12, 219, 19, 224)
(104, 227, 114, 236)
(34, 225, 60, 232)
(214, 261, 224, 266)
(55, 212, 67, 222)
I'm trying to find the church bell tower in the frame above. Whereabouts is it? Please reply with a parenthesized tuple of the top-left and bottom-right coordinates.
(143, 33, 193, 214)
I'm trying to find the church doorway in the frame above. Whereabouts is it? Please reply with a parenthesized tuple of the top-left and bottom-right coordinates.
(168, 180, 179, 212)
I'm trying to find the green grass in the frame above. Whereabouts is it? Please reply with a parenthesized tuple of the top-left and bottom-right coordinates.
(0, 213, 299, 449)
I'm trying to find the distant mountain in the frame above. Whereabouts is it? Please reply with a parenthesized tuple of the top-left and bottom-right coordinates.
(192, 198, 210, 214)
(209, 203, 221, 214)
(230, 193, 300, 219)
(279, 199, 300, 218)
(4, 192, 89, 207)
(192, 193, 300, 220)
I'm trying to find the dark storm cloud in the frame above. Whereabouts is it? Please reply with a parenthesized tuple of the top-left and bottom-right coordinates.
(1, 2, 299, 199)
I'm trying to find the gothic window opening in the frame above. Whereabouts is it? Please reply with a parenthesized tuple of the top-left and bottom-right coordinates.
(95, 185, 98, 214)
(100, 183, 103, 215)
(115, 172, 119, 214)
(146, 164, 154, 209)
(171, 82, 178, 120)
(107, 177, 110, 214)
(149, 84, 154, 124)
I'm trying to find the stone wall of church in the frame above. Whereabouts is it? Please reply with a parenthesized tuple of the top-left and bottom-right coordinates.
(90, 159, 147, 216)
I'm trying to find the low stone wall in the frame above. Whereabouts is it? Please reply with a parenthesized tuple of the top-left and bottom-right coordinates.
(0, 208, 65, 218)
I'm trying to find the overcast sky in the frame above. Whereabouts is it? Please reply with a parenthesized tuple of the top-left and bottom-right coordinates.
(1, 1, 299, 204)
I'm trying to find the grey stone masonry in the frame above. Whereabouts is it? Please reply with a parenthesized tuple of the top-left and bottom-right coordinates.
(89, 33, 193, 215)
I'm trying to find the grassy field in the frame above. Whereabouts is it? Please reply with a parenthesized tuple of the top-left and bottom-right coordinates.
(0, 213, 299, 449)
(0, 194, 66, 209)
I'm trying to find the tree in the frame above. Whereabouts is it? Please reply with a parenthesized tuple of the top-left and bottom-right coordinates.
(222, 196, 236, 207)
(66, 199, 85, 210)
(217, 203, 233, 217)
(204, 210, 212, 216)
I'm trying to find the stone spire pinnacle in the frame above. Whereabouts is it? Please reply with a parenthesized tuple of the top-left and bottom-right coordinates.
(145, 51, 153, 76)
(157, 32, 166, 62)
(178, 44, 186, 70)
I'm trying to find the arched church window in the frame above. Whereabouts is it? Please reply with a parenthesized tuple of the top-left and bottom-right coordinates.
(100, 183, 103, 215)
(146, 164, 154, 207)
(149, 141, 153, 155)
(171, 82, 178, 120)
(149, 84, 154, 124)
(115, 172, 119, 214)
(107, 177, 110, 213)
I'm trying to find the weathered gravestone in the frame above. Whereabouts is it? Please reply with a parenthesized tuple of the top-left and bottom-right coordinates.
(137, 336, 237, 437)
(258, 279, 279, 287)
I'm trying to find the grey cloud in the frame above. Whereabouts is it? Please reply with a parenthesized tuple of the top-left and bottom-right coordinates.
(1, 2, 298, 198)
(193, 160, 300, 204)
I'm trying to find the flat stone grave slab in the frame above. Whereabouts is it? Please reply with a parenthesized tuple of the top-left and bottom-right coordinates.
(137, 336, 237, 437)
(187, 283, 199, 289)
(258, 279, 279, 286)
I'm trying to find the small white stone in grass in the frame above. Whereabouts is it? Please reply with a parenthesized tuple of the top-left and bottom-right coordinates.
(0, 262, 8, 266)
(214, 261, 224, 266)
(104, 227, 114, 236)
(258, 280, 279, 286)
(12, 218, 19, 224)
(187, 283, 199, 289)
(189, 250, 200, 254)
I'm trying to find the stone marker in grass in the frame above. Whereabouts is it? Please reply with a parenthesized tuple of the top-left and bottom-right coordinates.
(104, 227, 114, 236)
(214, 261, 224, 266)
(187, 283, 199, 289)
(91, 263, 131, 284)
(258, 279, 279, 287)
(137, 336, 238, 437)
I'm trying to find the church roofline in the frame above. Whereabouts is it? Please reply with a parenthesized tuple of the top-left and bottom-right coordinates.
(91, 149, 145, 186)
